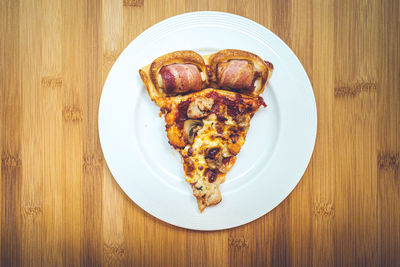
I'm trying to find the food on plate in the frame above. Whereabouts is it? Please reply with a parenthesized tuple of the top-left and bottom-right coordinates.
(139, 49, 273, 104)
(139, 49, 273, 211)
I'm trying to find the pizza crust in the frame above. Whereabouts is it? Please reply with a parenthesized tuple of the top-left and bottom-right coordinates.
(138, 50, 272, 212)
(204, 49, 273, 96)
(139, 51, 207, 105)
(139, 49, 273, 106)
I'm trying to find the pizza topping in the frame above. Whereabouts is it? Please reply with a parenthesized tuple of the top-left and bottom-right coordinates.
(158, 67, 176, 92)
(205, 168, 219, 183)
(210, 102, 228, 122)
(166, 125, 186, 148)
(229, 133, 239, 144)
(206, 147, 220, 159)
(205, 91, 263, 121)
(235, 114, 250, 128)
(217, 60, 255, 90)
(187, 147, 193, 156)
(225, 98, 242, 117)
(176, 99, 191, 129)
(184, 158, 195, 175)
(216, 122, 224, 134)
(205, 157, 220, 170)
(204, 147, 229, 173)
(217, 163, 228, 173)
(228, 141, 241, 155)
(159, 64, 202, 94)
(187, 97, 214, 119)
(184, 119, 203, 144)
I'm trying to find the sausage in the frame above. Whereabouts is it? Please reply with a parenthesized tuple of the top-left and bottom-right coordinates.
(159, 64, 202, 94)
(217, 60, 255, 90)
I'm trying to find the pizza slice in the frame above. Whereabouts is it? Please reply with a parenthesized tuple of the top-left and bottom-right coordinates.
(138, 49, 273, 211)
(159, 88, 266, 211)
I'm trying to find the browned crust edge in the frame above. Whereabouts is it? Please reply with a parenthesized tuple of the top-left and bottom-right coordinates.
(150, 50, 207, 91)
(138, 49, 274, 106)
(205, 49, 274, 96)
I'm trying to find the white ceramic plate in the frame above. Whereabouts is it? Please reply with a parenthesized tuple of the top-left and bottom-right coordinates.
(98, 11, 317, 231)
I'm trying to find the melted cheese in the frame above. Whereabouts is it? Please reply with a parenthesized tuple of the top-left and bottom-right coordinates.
(157, 73, 163, 88)
(184, 114, 234, 184)
(253, 78, 262, 92)
(200, 71, 206, 81)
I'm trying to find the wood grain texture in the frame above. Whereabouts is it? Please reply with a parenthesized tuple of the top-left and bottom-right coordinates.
(1, 0, 399, 266)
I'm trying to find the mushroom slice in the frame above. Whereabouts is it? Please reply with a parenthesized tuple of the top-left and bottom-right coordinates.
(184, 119, 203, 144)
(205, 158, 219, 170)
(205, 147, 228, 173)
(187, 97, 214, 119)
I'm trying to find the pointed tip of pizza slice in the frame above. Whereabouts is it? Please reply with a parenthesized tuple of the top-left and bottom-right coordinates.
(190, 156, 237, 212)
(159, 88, 265, 211)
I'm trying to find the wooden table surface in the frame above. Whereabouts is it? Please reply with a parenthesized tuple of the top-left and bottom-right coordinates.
(1, 0, 399, 266)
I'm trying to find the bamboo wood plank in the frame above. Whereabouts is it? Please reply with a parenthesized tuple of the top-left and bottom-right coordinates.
(0, 0, 399, 266)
